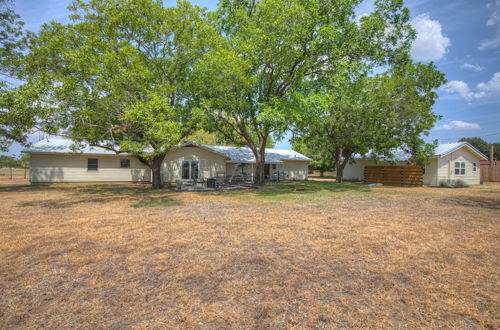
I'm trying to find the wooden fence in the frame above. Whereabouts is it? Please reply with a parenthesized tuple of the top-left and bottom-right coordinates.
(480, 166, 500, 182)
(364, 165, 423, 187)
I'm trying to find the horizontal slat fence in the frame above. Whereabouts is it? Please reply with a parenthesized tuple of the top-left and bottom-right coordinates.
(480, 166, 500, 182)
(364, 165, 423, 187)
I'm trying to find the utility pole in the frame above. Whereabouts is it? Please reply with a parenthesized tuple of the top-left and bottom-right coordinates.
(490, 144, 495, 166)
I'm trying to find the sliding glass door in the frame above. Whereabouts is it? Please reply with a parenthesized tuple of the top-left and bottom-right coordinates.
(181, 160, 199, 180)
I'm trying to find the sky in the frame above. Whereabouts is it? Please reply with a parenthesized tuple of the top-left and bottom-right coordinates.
(3, 0, 500, 155)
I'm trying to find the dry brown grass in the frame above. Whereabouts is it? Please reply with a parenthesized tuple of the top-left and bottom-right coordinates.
(1, 182, 499, 328)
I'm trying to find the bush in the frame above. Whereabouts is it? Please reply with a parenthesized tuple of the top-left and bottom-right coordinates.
(439, 179, 450, 187)
(453, 179, 469, 188)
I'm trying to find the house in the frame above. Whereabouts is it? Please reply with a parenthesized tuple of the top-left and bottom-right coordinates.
(343, 142, 488, 186)
(24, 138, 310, 184)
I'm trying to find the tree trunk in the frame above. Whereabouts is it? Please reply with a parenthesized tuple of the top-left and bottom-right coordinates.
(336, 155, 351, 183)
(320, 170, 324, 177)
(150, 155, 165, 189)
(254, 149, 266, 185)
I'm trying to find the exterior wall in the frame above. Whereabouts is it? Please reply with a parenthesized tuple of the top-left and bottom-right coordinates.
(30, 153, 150, 183)
(161, 146, 227, 182)
(343, 160, 408, 182)
(437, 148, 481, 185)
(423, 158, 438, 186)
(283, 160, 309, 180)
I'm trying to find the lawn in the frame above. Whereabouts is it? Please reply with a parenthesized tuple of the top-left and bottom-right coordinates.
(1, 181, 499, 328)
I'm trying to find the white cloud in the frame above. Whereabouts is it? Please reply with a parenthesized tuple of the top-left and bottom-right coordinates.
(476, 72, 500, 93)
(460, 63, 484, 72)
(480, 1, 500, 51)
(410, 13, 451, 62)
(479, 35, 500, 51)
(440, 72, 500, 102)
(434, 120, 481, 131)
(440, 80, 475, 100)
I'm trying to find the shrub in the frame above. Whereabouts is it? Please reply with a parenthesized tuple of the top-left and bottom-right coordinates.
(439, 179, 450, 187)
(453, 179, 469, 188)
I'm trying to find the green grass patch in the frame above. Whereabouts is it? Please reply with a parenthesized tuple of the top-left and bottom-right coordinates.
(228, 181, 370, 201)
(308, 175, 336, 179)
(131, 196, 181, 208)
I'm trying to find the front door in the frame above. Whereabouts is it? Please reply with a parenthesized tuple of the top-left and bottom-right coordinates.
(264, 164, 270, 179)
(181, 160, 199, 180)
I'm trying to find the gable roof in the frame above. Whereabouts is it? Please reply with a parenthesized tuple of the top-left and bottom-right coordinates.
(203, 145, 311, 163)
(24, 138, 311, 163)
(434, 142, 487, 160)
(352, 142, 488, 161)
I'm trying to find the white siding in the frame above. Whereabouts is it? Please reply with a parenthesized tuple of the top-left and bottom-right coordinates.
(437, 148, 481, 185)
(161, 146, 227, 182)
(30, 154, 150, 183)
(283, 160, 309, 180)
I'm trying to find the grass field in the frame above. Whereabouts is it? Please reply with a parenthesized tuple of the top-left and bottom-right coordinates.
(1, 181, 499, 328)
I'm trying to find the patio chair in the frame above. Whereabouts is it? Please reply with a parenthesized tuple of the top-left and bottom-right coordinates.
(225, 174, 234, 185)
(216, 172, 225, 188)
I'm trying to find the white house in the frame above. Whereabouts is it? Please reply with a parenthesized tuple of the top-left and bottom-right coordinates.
(342, 142, 488, 186)
(24, 138, 310, 184)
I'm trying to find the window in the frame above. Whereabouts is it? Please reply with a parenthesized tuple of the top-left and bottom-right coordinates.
(182, 161, 190, 179)
(272, 164, 276, 170)
(454, 161, 465, 175)
(191, 161, 199, 180)
(120, 159, 130, 168)
(87, 158, 98, 171)
(473, 162, 477, 172)
(422, 166, 426, 175)
(181, 160, 199, 179)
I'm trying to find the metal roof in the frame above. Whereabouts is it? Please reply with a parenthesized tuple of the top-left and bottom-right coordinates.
(352, 142, 488, 161)
(203, 145, 311, 163)
(24, 138, 311, 163)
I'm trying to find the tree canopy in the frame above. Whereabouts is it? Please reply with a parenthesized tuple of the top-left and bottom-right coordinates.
(0, 0, 34, 151)
(13, 0, 216, 188)
(293, 62, 445, 182)
(195, 0, 416, 184)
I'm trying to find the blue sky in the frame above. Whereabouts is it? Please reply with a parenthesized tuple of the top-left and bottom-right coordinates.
(4, 0, 500, 154)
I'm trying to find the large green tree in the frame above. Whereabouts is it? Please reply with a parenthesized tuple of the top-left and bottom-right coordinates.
(196, 0, 415, 184)
(294, 62, 445, 182)
(14, 0, 216, 188)
(0, 0, 33, 151)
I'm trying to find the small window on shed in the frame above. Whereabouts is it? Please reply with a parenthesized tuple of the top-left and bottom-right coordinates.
(120, 159, 130, 168)
(473, 162, 477, 172)
(454, 161, 465, 175)
(88, 158, 98, 171)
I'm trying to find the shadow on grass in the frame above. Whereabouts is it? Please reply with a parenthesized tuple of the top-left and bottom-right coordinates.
(0, 184, 52, 192)
(131, 196, 182, 208)
(444, 196, 500, 210)
(10, 183, 181, 209)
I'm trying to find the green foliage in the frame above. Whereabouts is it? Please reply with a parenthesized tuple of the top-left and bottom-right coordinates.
(12, 0, 217, 188)
(197, 0, 416, 184)
(294, 61, 445, 182)
(453, 179, 469, 188)
(438, 179, 450, 187)
(0, 0, 34, 151)
(0, 153, 27, 167)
